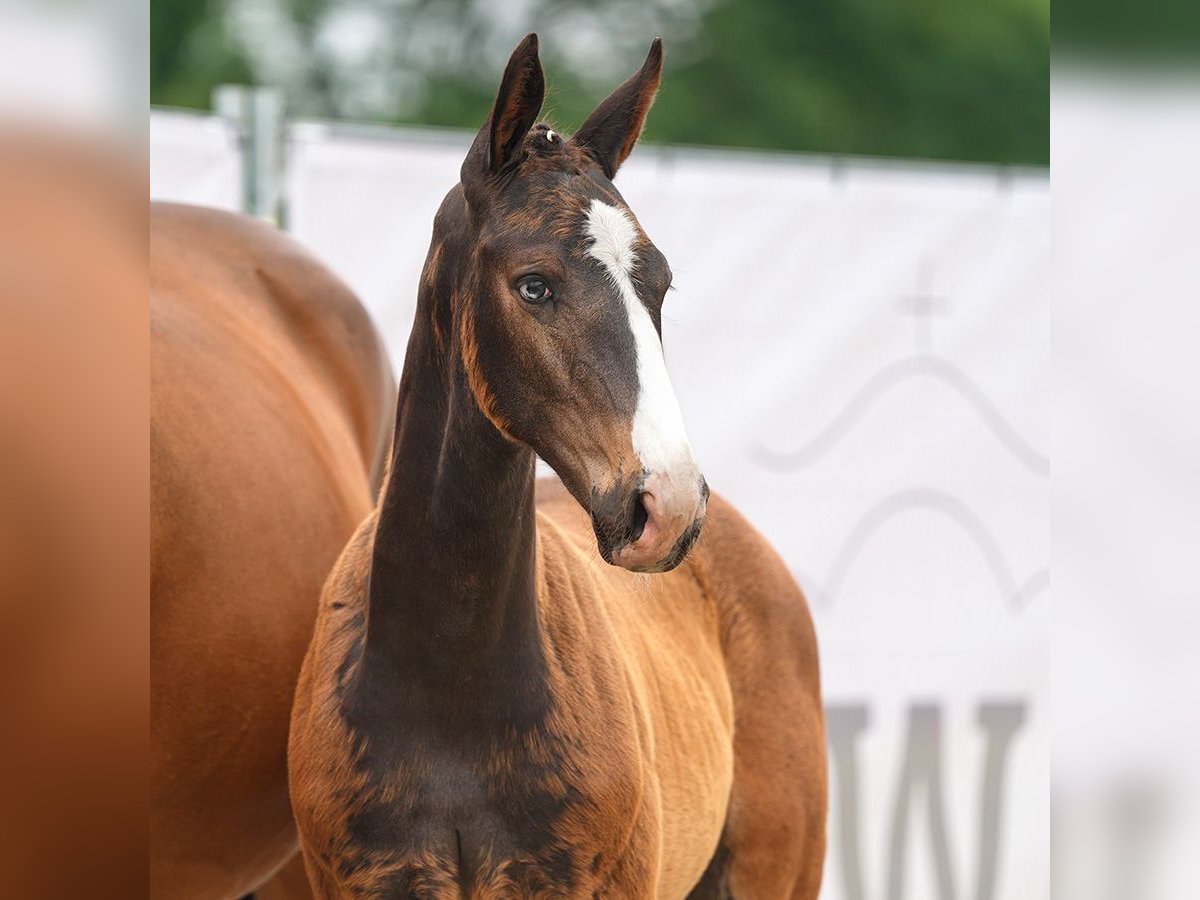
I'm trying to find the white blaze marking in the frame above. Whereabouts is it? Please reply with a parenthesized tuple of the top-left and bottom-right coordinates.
(584, 199, 697, 489)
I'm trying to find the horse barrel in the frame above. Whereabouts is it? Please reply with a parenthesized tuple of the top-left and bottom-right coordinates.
(150, 203, 394, 899)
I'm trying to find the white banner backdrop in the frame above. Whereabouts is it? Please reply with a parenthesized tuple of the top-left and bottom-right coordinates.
(152, 113, 1049, 899)
(149, 109, 243, 213)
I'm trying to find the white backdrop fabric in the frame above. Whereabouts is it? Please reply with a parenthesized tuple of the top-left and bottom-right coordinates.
(152, 113, 1049, 900)
(149, 109, 243, 213)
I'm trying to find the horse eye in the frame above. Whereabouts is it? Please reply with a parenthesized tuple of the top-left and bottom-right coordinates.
(517, 277, 552, 304)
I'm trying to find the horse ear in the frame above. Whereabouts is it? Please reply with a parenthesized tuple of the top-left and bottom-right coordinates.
(571, 38, 663, 179)
(463, 33, 545, 185)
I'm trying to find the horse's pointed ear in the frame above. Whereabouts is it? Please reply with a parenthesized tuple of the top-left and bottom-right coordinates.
(463, 33, 545, 187)
(571, 38, 663, 179)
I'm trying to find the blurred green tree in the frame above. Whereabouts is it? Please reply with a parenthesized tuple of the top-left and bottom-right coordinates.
(151, 0, 1048, 165)
(151, 0, 255, 109)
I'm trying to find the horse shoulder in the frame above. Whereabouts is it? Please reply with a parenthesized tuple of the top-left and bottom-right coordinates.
(690, 491, 820, 684)
(686, 491, 827, 897)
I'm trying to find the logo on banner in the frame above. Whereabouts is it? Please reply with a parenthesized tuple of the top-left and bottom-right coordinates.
(826, 702, 1027, 900)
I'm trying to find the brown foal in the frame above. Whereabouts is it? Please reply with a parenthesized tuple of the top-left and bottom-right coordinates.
(288, 35, 826, 899)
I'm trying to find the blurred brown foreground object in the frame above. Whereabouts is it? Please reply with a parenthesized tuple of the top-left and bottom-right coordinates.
(0, 131, 389, 897)
(0, 132, 147, 898)
(149, 199, 395, 900)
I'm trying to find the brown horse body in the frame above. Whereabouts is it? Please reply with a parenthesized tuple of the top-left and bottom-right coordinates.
(289, 36, 825, 898)
(292, 486, 824, 897)
(151, 203, 394, 899)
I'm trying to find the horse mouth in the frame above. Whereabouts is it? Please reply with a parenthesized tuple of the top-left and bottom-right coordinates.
(604, 509, 705, 574)
(589, 478, 707, 573)
(623, 516, 704, 574)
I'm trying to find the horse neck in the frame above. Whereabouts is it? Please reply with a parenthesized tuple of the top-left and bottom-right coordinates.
(362, 272, 546, 705)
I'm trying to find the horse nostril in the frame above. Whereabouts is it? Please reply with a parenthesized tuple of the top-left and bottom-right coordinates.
(630, 494, 649, 543)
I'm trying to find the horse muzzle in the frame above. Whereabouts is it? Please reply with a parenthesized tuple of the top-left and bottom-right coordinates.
(591, 471, 709, 573)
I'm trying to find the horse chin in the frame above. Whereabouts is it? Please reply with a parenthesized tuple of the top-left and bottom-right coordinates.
(609, 515, 704, 574)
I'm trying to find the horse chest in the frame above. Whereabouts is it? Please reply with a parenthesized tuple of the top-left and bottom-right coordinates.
(330, 722, 658, 899)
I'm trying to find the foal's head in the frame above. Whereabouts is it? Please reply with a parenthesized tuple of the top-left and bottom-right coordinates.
(435, 34, 705, 573)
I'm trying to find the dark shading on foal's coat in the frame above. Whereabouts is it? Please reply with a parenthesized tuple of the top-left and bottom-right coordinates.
(289, 34, 827, 899)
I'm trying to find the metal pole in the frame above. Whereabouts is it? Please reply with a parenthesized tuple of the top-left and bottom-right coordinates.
(213, 85, 284, 222)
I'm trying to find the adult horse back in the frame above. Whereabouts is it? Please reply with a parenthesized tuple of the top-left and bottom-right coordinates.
(151, 204, 395, 899)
